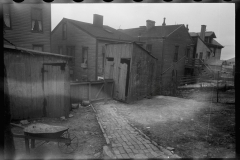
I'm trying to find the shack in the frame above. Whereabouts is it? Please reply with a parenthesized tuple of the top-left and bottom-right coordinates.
(104, 42, 158, 103)
(4, 44, 71, 120)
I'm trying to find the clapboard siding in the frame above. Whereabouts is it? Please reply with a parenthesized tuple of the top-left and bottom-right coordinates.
(4, 4, 51, 52)
(105, 43, 157, 103)
(51, 20, 96, 81)
(161, 26, 193, 88)
(4, 47, 70, 119)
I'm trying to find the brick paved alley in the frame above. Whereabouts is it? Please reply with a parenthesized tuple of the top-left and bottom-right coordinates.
(93, 102, 180, 159)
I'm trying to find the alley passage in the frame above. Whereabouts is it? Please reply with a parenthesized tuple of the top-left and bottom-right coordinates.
(94, 102, 179, 159)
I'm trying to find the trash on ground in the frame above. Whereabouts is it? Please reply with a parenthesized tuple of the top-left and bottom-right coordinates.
(60, 116, 66, 120)
(20, 120, 29, 125)
(69, 114, 74, 118)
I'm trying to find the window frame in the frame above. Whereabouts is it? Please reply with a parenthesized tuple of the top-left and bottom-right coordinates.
(62, 23, 67, 40)
(3, 4, 12, 30)
(146, 44, 152, 53)
(32, 44, 44, 52)
(173, 46, 179, 62)
(82, 47, 88, 64)
(58, 46, 63, 55)
(199, 52, 203, 60)
(66, 46, 75, 67)
(31, 7, 43, 33)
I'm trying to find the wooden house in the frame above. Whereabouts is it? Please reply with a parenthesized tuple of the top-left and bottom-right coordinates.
(4, 44, 71, 120)
(120, 18, 194, 94)
(51, 14, 134, 82)
(3, 3, 51, 52)
(104, 42, 157, 103)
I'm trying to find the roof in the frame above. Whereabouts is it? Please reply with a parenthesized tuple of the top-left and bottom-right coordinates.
(105, 41, 158, 60)
(226, 57, 235, 62)
(189, 31, 216, 38)
(4, 44, 72, 58)
(119, 25, 183, 38)
(53, 18, 134, 42)
(211, 39, 224, 47)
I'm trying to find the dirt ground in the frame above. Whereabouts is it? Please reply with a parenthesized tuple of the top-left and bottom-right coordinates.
(114, 89, 235, 158)
(11, 105, 106, 159)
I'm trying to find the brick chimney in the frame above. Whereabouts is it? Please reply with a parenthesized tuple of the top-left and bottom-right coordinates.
(146, 20, 155, 30)
(162, 17, 166, 26)
(200, 25, 206, 41)
(186, 24, 189, 31)
(93, 14, 103, 28)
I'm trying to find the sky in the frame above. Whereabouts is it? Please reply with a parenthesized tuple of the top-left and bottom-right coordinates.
(51, 3, 235, 60)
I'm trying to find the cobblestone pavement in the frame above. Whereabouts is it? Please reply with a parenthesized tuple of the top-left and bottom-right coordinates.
(94, 102, 180, 159)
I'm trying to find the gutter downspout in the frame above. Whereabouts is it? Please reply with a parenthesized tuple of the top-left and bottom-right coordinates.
(95, 39, 99, 80)
(160, 37, 165, 94)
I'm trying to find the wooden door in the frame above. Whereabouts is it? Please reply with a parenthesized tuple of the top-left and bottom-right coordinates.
(43, 65, 65, 117)
(117, 63, 128, 101)
(105, 58, 114, 79)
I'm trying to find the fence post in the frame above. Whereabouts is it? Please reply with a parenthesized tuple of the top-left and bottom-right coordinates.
(104, 80, 107, 104)
(217, 71, 219, 103)
(89, 82, 91, 102)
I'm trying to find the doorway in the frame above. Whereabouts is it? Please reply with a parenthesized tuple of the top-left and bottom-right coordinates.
(120, 59, 131, 98)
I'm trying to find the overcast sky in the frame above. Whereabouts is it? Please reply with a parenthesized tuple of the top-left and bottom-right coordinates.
(51, 3, 235, 60)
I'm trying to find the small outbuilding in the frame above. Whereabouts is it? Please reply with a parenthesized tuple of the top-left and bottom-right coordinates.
(104, 42, 158, 103)
(4, 44, 72, 120)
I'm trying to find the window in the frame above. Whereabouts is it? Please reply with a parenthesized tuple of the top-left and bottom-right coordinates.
(58, 46, 63, 54)
(173, 46, 179, 62)
(31, 8, 42, 32)
(146, 44, 152, 53)
(213, 48, 216, 57)
(199, 52, 203, 59)
(67, 46, 75, 67)
(186, 48, 190, 58)
(33, 45, 43, 51)
(82, 47, 88, 64)
(195, 53, 198, 59)
(3, 5, 11, 29)
(62, 23, 67, 39)
(204, 37, 208, 43)
(207, 51, 211, 59)
(102, 46, 105, 73)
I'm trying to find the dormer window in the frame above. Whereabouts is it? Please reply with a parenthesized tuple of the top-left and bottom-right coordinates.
(204, 37, 208, 43)
(63, 23, 67, 39)
(31, 8, 42, 32)
(3, 5, 11, 29)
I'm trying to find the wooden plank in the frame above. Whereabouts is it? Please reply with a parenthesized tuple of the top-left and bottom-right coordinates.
(95, 84, 104, 99)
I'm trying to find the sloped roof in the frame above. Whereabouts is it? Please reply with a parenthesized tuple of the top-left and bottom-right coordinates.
(189, 31, 216, 38)
(226, 57, 235, 62)
(61, 18, 134, 42)
(120, 25, 183, 38)
(211, 39, 224, 47)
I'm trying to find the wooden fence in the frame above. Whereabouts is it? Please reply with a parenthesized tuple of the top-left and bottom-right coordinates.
(70, 79, 114, 103)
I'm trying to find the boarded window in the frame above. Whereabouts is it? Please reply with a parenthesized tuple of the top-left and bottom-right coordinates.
(82, 47, 88, 63)
(33, 45, 43, 51)
(146, 44, 152, 53)
(67, 46, 75, 67)
(63, 23, 67, 39)
(3, 5, 11, 29)
(173, 46, 179, 62)
(31, 8, 42, 32)
(58, 46, 63, 54)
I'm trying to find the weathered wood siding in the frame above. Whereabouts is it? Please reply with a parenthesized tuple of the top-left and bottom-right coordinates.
(4, 4, 51, 52)
(129, 44, 157, 102)
(51, 20, 96, 81)
(4, 48, 70, 119)
(161, 26, 193, 92)
(105, 43, 157, 102)
(70, 80, 114, 103)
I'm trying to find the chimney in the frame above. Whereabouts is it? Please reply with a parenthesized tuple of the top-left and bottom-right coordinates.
(146, 20, 155, 30)
(200, 25, 206, 41)
(93, 14, 103, 28)
(186, 24, 189, 31)
(162, 17, 166, 26)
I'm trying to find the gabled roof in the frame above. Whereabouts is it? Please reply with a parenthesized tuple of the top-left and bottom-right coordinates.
(52, 18, 134, 42)
(119, 25, 183, 38)
(211, 39, 224, 48)
(189, 31, 216, 38)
